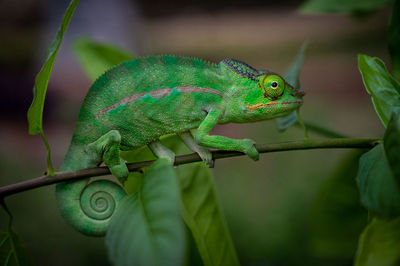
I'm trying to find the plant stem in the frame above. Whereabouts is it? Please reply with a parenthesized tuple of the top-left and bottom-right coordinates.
(40, 130, 55, 175)
(0, 138, 380, 198)
(298, 121, 348, 138)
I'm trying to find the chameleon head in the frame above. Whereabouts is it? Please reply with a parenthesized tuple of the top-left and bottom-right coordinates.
(239, 73, 304, 122)
(219, 58, 304, 123)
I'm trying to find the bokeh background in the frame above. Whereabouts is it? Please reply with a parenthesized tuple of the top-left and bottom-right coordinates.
(0, 0, 390, 265)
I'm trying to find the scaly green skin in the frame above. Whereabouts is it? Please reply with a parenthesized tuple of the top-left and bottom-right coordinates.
(56, 55, 304, 236)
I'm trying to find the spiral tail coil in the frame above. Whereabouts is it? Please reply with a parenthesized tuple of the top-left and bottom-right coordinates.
(56, 179, 126, 236)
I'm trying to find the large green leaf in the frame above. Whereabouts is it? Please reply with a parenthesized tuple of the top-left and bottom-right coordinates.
(276, 112, 298, 132)
(356, 144, 400, 217)
(358, 54, 400, 128)
(389, 0, 400, 81)
(176, 163, 240, 266)
(105, 159, 185, 266)
(72, 38, 135, 81)
(0, 229, 33, 266)
(384, 110, 400, 187)
(355, 216, 400, 266)
(276, 42, 307, 131)
(309, 151, 367, 261)
(26, 0, 79, 174)
(300, 0, 393, 13)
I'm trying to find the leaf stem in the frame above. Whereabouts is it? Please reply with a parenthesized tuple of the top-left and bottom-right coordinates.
(40, 130, 55, 175)
(0, 199, 13, 229)
(0, 138, 380, 198)
(296, 109, 309, 138)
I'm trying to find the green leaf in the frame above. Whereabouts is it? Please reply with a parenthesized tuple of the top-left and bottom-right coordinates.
(384, 110, 400, 187)
(276, 42, 307, 131)
(300, 0, 393, 13)
(276, 112, 298, 132)
(355, 216, 400, 266)
(26, 0, 79, 174)
(309, 151, 367, 260)
(105, 159, 185, 266)
(176, 163, 240, 266)
(356, 144, 400, 217)
(0, 229, 33, 266)
(72, 38, 135, 81)
(27, 0, 78, 134)
(284, 42, 307, 91)
(358, 54, 400, 128)
(389, 0, 400, 81)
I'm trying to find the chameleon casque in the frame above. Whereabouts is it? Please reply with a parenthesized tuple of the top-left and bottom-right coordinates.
(56, 55, 304, 236)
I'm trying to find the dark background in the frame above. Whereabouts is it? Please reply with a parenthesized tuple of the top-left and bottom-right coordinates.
(0, 0, 389, 265)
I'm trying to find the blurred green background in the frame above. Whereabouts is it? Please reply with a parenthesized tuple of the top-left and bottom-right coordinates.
(0, 0, 389, 265)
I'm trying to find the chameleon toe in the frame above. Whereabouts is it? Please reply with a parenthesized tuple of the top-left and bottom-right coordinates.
(110, 164, 129, 183)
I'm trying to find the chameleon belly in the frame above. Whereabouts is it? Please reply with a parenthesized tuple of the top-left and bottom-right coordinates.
(93, 86, 222, 150)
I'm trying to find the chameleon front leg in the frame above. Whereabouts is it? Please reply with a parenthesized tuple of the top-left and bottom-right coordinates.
(148, 139, 176, 165)
(195, 107, 259, 161)
(87, 130, 129, 183)
(178, 131, 214, 167)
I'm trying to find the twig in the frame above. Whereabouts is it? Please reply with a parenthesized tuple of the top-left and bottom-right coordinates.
(0, 138, 380, 198)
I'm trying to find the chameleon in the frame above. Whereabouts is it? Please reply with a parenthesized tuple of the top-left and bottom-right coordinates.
(56, 55, 304, 236)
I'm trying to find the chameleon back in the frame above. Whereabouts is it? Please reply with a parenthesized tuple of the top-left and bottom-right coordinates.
(70, 55, 225, 150)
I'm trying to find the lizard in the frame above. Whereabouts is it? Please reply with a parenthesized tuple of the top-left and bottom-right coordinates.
(56, 55, 305, 236)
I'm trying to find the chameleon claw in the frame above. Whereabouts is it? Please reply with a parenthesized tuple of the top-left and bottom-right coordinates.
(148, 140, 176, 166)
(243, 139, 259, 161)
(109, 163, 129, 183)
(195, 146, 214, 168)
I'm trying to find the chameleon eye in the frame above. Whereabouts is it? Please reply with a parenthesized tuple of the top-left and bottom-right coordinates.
(260, 74, 284, 99)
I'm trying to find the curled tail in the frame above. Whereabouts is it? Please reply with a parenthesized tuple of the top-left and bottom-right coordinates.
(56, 179, 125, 236)
(56, 130, 128, 236)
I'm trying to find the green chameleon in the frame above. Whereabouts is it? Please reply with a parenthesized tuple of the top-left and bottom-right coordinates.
(56, 55, 304, 236)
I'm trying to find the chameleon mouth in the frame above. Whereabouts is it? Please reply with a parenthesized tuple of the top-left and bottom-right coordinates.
(246, 101, 279, 111)
(246, 100, 303, 111)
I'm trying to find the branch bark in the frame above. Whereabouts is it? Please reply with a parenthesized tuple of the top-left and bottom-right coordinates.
(0, 138, 380, 198)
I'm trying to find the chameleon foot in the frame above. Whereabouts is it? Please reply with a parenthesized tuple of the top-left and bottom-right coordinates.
(87, 130, 129, 183)
(191, 145, 214, 167)
(148, 139, 176, 165)
(242, 139, 259, 161)
(196, 146, 214, 167)
(178, 131, 214, 168)
(109, 163, 129, 182)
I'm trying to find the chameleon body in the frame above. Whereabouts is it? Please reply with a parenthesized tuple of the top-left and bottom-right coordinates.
(56, 55, 304, 236)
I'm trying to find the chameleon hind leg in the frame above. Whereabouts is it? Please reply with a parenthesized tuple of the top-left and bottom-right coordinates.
(178, 131, 214, 168)
(87, 130, 129, 183)
(56, 129, 128, 236)
(148, 139, 176, 165)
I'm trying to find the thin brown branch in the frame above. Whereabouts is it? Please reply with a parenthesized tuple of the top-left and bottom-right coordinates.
(0, 138, 380, 198)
